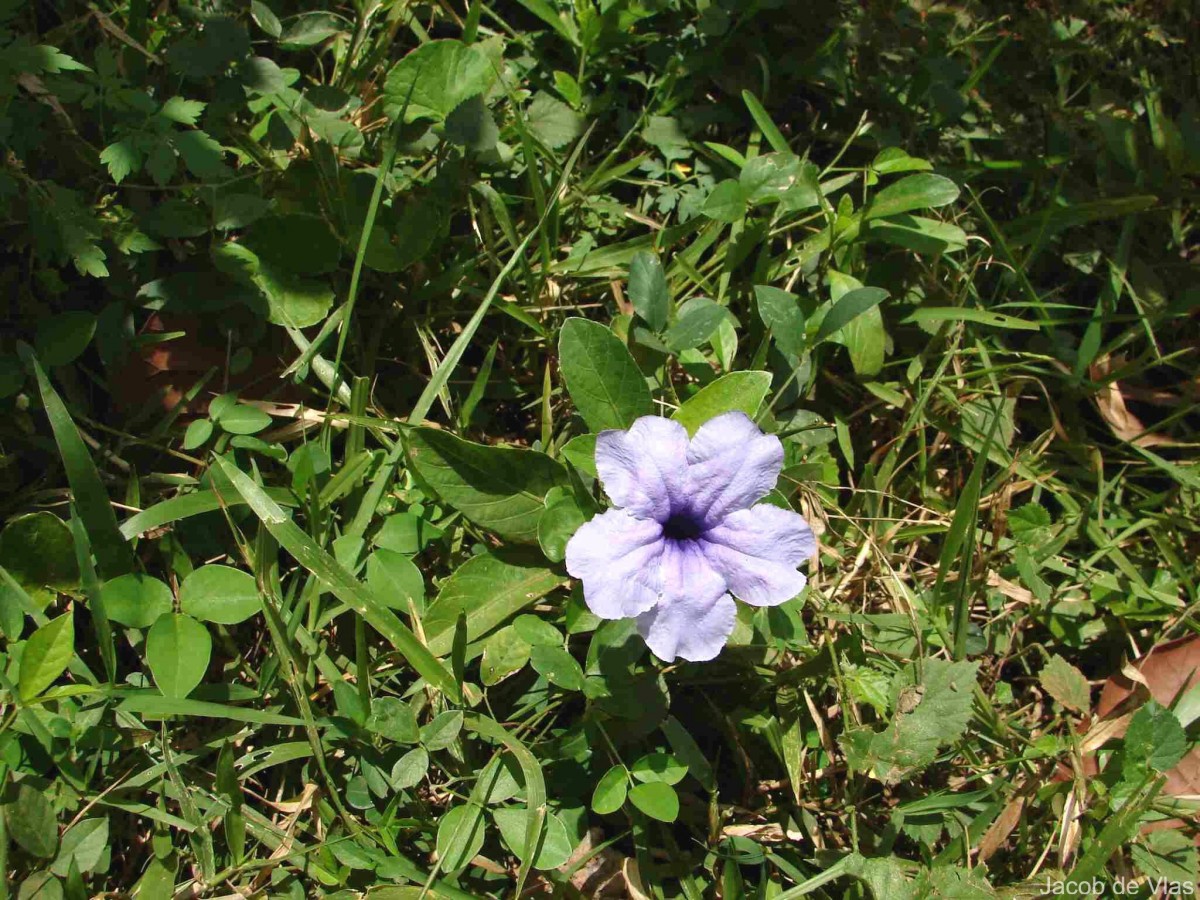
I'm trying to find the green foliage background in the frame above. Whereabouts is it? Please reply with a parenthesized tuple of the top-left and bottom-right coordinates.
(0, 0, 1196, 897)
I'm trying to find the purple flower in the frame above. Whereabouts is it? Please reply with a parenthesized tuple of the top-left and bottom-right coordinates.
(565, 412, 816, 662)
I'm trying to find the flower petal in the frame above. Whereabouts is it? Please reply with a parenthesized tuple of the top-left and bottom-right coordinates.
(700, 504, 816, 607)
(565, 509, 666, 618)
(686, 411, 783, 526)
(635, 540, 734, 662)
(594, 416, 690, 522)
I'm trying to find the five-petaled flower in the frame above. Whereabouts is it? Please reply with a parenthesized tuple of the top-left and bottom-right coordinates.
(565, 412, 816, 662)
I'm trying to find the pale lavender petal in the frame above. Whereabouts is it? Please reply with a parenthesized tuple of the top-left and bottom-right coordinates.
(700, 504, 816, 607)
(686, 411, 783, 526)
(594, 417, 690, 522)
(565, 509, 665, 618)
(635, 540, 733, 662)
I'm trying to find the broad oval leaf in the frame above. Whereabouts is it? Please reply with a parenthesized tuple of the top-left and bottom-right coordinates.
(435, 804, 486, 873)
(5, 783, 58, 858)
(19, 613, 75, 702)
(866, 173, 960, 220)
(628, 781, 679, 822)
(493, 807, 575, 870)
(480, 625, 532, 686)
(558, 318, 653, 433)
(0, 512, 79, 592)
(423, 550, 563, 657)
(405, 428, 569, 544)
(591, 765, 629, 815)
(101, 573, 173, 628)
(179, 565, 260, 625)
(672, 371, 772, 436)
(146, 613, 211, 699)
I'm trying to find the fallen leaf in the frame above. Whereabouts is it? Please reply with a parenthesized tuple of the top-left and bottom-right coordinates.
(1088, 355, 1177, 448)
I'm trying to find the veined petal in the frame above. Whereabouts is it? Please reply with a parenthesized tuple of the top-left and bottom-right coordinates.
(595, 416, 690, 522)
(700, 504, 816, 607)
(565, 509, 666, 618)
(635, 540, 734, 662)
(686, 411, 783, 526)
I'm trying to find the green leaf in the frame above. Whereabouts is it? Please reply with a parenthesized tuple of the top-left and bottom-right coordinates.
(672, 371, 772, 436)
(627, 251, 669, 331)
(872, 147, 933, 174)
(512, 614, 562, 647)
(537, 495, 588, 564)
(421, 710, 464, 751)
(212, 456, 461, 701)
(525, 92, 583, 149)
(628, 781, 679, 822)
(250, 1, 282, 37)
(480, 626, 531, 686)
(244, 214, 341, 277)
(146, 613, 211, 699)
(405, 427, 569, 543)
(1125, 702, 1187, 774)
(631, 752, 687, 785)
(0, 512, 79, 591)
(703, 178, 748, 222)
(240, 56, 286, 94)
(391, 747, 429, 789)
(865, 214, 967, 254)
(662, 715, 715, 792)
(839, 657, 979, 784)
(102, 139, 140, 184)
(755, 285, 806, 356)
(19, 613, 75, 701)
(159, 96, 205, 126)
(901, 307, 1038, 331)
(278, 11, 344, 48)
(101, 573, 173, 628)
(664, 297, 729, 352)
(560, 434, 598, 479)
(179, 565, 260, 625)
(866, 173, 960, 220)
(493, 808, 574, 870)
(591, 765, 629, 814)
(444, 95, 499, 152)
(5, 782, 59, 858)
(383, 39, 497, 124)
(366, 549, 425, 611)
(182, 419, 213, 450)
(50, 818, 108, 876)
(740, 153, 820, 210)
(1008, 504, 1053, 544)
(814, 287, 889, 344)
(558, 318, 654, 432)
(20, 348, 132, 579)
(436, 804, 487, 873)
(422, 551, 564, 657)
(1039, 655, 1091, 713)
(529, 645, 585, 691)
(366, 697, 419, 743)
(254, 264, 335, 329)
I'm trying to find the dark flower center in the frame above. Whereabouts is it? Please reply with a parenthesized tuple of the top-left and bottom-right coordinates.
(662, 512, 703, 541)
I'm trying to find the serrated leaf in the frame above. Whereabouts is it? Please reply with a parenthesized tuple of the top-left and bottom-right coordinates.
(526, 92, 583, 149)
(1039, 655, 1091, 713)
(159, 96, 206, 126)
(839, 657, 979, 784)
(99, 140, 139, 184)
(383, 39, 496, 123)
(405, 427, 569, 543)
(1125, 702, 1187, 774)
